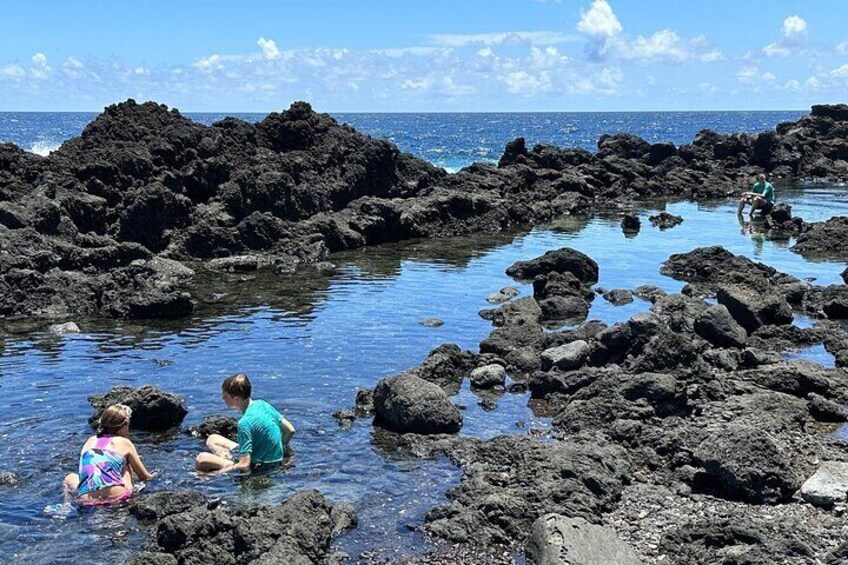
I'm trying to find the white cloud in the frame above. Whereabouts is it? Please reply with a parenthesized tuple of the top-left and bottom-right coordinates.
(763, 42, 790, 57)
(831, 64, 848, 78)
(700, 50, 723, 63)
(133, 66, 150, 75)
(782, 79, 801, 90)
(577, 0, 622, 40)
(628, 29, 689, 63)
(837, 40, 848, 55)
(736, 66, 760, 85)
(194, 54, 224, 71)
(782, 15, 807, 37)
(31, 52, 48, 67)
(428, 31, 576, 47)
(504, 70, 552, 95)
(61, 56, 85, 78)
(761, 71, 776, 82)
(257, 37, 281, 60)
(764, 15, 809, 57)
(0, 64, 26, 79)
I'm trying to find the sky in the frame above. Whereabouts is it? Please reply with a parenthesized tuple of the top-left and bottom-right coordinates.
(1, 0, 847, 112)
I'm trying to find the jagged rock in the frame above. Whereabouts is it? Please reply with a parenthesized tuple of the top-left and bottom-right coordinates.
(632, 285, 667, 302)
(372, 374, 462, 434)
(716, 281, 793, 332)
(694, 304, 748, 348)
(602, 289, 634, 305)
(0, 472, 19, 486)
(541, 340, 591, 371)
(479, 297, 542, 327)
(648, 211, 683, 229)
(807, 393, 848, 422)
(621, 213, 641, 232)
(693, 424, 801, 504)
(506, 248, 599, 284)
(185, 415, 239, 440)
(801, 462, 848, 508)
(526, 514, 643, 565)
(792, 217, 848, 258)
(88, 385, 188, 431)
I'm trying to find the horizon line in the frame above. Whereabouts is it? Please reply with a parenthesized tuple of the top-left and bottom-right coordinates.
(0, 107, 811, 115)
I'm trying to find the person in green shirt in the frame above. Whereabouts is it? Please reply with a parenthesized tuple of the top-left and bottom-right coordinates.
(737, 172, 776, 217)
(196, 373, 296, 473)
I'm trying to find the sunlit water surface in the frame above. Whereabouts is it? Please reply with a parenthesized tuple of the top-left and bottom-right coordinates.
(0, 182, 845, 563)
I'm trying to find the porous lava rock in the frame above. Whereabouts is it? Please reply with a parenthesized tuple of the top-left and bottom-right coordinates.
(88, 385, 188, 431)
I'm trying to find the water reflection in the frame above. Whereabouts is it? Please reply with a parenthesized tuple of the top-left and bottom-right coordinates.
(0, 191, 845, 563)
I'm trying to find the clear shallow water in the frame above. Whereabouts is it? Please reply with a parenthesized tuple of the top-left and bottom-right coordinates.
(0, 109, 846, 563)
(0, 185, 846, 563)
(0, 110, 805, 170)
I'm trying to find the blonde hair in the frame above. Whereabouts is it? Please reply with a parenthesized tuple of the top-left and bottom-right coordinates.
(98, 404, 132, 435)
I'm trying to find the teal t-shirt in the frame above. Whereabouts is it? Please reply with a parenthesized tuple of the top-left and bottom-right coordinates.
(237, 399, 284, 465)
(752, 181, 776, 204)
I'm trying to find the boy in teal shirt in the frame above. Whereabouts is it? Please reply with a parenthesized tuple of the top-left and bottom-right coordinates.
(738, 172, 776, 217)
(196, 374, 296, 473)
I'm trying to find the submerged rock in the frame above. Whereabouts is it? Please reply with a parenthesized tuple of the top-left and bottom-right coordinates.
(0, 472, 19, 486)
(621, 212, 641, 232)
(648, 211, 683, 229)
(486, 286, 520, 304)
(372, 374, 462, 434)
(526, 514, 643, 565)
(420, 317, 444, 327)
(88, 385, 188, 431)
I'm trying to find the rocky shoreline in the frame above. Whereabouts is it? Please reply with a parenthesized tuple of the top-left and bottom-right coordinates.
(1, 101, 847, 322)
(325, 243, 848, 564)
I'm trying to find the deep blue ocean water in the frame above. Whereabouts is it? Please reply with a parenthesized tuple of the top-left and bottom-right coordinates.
(0, 110, 845, 564)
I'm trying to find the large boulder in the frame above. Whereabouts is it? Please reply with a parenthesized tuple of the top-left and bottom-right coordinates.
(693, 424, 801, 503)
(88, 385, 188, 431)
(372, 374, 462, 434)
(526, 514, 643, 565)
(694, 304, 748, 348)
(801, 461, 848, 508)
(791, 216, 848, 258)
(716, 282, 793, 332)
(507, 248, 599, 284)
(137, 489, 353, 565)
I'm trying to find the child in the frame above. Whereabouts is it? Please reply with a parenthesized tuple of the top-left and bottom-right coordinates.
(196, 374, 295, 473)
(63, 404, 154, 505)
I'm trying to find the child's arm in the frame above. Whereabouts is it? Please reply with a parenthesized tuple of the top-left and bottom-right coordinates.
(280, 417, 296, 447)
(125, 441, 154, 481)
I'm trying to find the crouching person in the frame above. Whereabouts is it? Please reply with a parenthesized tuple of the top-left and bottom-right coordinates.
(196, 374, 295, 474)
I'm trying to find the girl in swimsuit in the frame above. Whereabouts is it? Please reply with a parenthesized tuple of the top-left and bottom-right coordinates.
(63, 404, 154, 505)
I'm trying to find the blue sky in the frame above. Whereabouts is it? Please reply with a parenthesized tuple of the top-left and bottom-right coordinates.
(1, 0, 847, 112)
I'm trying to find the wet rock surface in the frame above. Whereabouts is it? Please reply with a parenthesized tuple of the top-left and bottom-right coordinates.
(130, 489, 354, 565)
(648, 212, 683, 230)
(351, 242, 848, 564)
(88, 385, 188, 431)
(184, 415, 239, 440)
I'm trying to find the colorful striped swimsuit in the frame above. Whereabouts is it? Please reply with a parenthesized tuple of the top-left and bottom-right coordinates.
(77, 435, 127, 498)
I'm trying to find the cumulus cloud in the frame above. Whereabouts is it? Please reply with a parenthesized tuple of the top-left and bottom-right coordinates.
(428, 31, 576, 47)
(29, 52, 52, 79)
(577, 0, 622, 40)
(194, 54, 224, 71)
(764, 15, 810, 57)
(576, 1, 719, 64)
(257, 37, 281, 60)
(782, 15, 807, 37)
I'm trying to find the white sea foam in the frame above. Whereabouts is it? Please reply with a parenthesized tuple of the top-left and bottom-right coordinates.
(28, 139, 61, 156)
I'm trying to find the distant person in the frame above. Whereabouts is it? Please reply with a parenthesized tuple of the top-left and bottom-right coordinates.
(737, 172, 776, 217)
(63, 404, 154, 505)
(196, 374, 295, 474)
